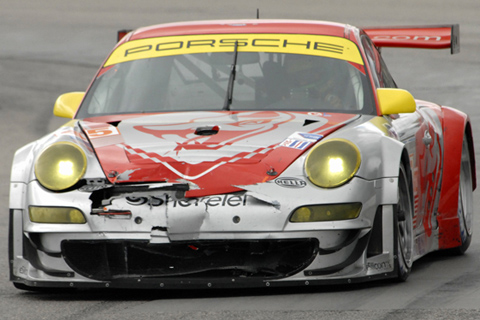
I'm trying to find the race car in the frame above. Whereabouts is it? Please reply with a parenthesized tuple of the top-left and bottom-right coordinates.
(9, 19, 475, 290)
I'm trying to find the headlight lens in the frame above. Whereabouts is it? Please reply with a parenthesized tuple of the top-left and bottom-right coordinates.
(290, 203, 362, 222)
(35, 141, 87, 191)
(29, 206, 86, 224)
(305, 138, 361, 188)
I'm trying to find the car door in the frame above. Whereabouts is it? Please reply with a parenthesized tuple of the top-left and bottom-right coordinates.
(362, 34, 444, 243)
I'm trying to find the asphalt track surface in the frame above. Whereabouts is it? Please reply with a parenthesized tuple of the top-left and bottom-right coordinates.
(1, 1, 480, 319)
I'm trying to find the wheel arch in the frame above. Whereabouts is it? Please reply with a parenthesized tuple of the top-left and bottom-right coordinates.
(437, 106, 475, 249)
(464, 121, 476, 190)
(400, 148, 414, 199)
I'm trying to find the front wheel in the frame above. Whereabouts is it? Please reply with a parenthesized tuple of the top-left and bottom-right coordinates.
(395, 162, 414, 282)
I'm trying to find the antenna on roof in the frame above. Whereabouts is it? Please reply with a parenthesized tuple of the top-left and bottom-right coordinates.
(257, 8, 260, 19)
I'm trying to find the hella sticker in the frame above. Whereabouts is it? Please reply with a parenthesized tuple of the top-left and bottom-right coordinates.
(275, 177, 307, 188)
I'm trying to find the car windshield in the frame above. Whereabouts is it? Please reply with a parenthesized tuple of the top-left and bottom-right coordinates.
(77, 34, 375, 117)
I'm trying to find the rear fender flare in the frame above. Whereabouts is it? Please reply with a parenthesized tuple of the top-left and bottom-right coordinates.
(437, 106, 475, 249)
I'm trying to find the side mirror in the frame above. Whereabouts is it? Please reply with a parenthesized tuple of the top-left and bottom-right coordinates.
(53, 92, 85, 118)
(377, 88, 416, 115)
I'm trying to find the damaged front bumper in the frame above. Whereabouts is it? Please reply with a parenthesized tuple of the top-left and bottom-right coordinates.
(10, 176, 400, 289)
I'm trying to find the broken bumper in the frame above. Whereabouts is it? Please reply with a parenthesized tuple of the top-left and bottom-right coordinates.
(10, 177, 399, 289)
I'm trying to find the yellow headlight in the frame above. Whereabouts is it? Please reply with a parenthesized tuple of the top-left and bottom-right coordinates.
(35, 142, 87, 191)
(305, 139, 361, 188)
(290, 203, 362, 222)
(29, 206, 86, 224)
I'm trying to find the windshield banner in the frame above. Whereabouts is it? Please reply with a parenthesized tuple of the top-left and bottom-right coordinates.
(105, 33, 364, 67)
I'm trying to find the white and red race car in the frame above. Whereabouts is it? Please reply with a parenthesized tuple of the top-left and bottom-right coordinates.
(9, 20, 475, 290)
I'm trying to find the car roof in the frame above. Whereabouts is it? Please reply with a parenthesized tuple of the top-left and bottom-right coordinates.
(126, 19, 358, 41)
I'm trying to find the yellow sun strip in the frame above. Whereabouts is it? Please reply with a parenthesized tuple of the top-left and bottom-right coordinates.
(104, 33, 364, 67)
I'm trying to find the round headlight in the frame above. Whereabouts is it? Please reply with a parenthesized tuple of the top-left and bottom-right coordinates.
(305, 138, 361, 188)
(35, 141, 87, 191)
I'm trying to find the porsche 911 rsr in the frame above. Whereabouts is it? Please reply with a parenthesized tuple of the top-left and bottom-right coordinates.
(9, 20, 475, 290)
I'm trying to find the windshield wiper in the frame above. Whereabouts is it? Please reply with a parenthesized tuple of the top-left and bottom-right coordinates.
(222, 41, 239, 111)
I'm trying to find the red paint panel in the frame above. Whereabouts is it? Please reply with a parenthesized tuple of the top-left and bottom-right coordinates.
(82, 112, 356, 197)
(364, 25, 459, 53)
(129, 20, 349, 40)
(437, 106, 468, 249)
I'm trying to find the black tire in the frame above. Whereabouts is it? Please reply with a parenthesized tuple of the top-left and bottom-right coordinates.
(395, 162, 414, 282)
(452, 135, 474, 254)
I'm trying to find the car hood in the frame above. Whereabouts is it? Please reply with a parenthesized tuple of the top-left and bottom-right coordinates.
(81, 111, 359, 197)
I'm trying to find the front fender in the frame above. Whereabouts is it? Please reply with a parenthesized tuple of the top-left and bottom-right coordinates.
(9, 121, 106, 210)
(332, 116, 405, 180)
(10, 142, 36, 185)
(9, 143, 37, 210)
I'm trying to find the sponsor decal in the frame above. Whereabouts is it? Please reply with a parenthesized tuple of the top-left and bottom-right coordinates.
(275, 177, 307, 188)
(104, 33, 364, 67)
(372, 35, 443, 42)
(367, 261, 392, 271)
(126, 193, 250, 208)
(298, 133, 324, 141)
(307, 112, 332, 117)
(280, 132, 323, 150)
(280, 139, 311, 150)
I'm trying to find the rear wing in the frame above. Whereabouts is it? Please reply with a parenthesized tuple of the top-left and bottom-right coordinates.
(364, 24, 459, 54)
(117, 29, 133, 42)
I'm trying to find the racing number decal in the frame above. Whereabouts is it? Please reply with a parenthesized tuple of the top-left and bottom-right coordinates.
(86, 127, 120, 139)
(84, 125, 124, 148)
